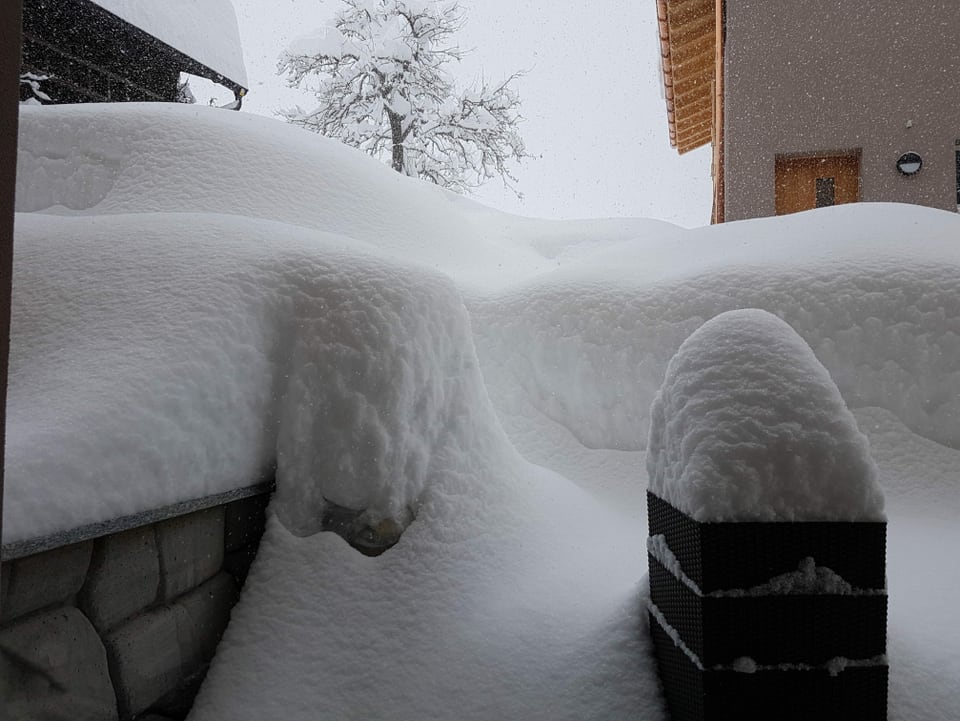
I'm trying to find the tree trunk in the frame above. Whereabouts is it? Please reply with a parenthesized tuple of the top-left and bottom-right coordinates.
(388, 110, 404, 173)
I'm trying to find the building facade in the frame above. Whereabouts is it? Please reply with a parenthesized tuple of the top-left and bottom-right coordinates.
(657, 0, 960, 222)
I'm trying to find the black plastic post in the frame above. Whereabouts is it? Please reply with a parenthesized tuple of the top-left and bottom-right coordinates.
(647, 492, 888, 721)
(0, 1, 23, 607)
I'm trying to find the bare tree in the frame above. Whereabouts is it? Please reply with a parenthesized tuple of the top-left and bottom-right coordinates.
(279, 0, 528, 196)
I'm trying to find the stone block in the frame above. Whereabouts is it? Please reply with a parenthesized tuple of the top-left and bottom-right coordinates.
(173, 571, 239, 676)
(1, 541, 93, 623)
(79, 526, 160, 632)
(156, 507, 224, 601)
(0, 606, 117, 721)
(223, 494, 269, 553)
(103, 606, 183, 719)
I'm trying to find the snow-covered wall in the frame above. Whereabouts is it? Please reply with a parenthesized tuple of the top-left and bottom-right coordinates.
(93, 0, 248, 87)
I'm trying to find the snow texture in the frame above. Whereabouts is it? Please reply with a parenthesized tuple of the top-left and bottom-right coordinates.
(10, 103, 960, 720)
(469, 206, 960, 459)
(647, 309, 885, 522)
(93, 0, 248, 86)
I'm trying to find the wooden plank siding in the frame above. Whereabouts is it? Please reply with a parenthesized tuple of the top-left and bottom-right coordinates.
(657, 0, 716, 155)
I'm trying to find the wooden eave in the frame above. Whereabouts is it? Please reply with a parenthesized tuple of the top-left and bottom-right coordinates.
(657, 0, 716, 154)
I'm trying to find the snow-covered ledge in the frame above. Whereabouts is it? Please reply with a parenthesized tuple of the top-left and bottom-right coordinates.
(645, 309, 888, 721)
(1, 480, 273, 721)
(1, 480, 274, 561)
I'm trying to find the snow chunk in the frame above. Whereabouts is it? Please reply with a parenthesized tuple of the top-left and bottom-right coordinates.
(647, 309, 885, 522)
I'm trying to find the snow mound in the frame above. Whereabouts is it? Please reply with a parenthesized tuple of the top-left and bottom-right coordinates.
(14, 103, 543, 291)
(472, 203, 960, 464)
(272, 243, 489, 535)
(647, 309, 884, 522)
(5, 212, 501, 544)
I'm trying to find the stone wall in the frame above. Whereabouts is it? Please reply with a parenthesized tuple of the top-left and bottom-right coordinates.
(0, 489, 270, 721)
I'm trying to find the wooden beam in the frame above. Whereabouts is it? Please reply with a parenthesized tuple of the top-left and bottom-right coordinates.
(0, 0, 21, 583)
(678, 131, 712, 154)
(659, 0, 717, 154)
(677, 103, 714, 128)
(712, 0, 725, 223)
(668, 11, 714, 43)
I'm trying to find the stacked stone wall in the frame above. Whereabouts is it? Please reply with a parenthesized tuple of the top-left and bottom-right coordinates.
(1, 489, 270, 721)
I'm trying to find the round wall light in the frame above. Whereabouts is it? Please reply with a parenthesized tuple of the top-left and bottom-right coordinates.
(896, 152, 923, 175)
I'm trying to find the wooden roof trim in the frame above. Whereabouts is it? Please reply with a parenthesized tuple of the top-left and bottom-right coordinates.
(658, 0, 716, 154)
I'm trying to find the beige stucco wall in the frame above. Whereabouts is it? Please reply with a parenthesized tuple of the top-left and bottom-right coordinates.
(723, 0, 960, 221)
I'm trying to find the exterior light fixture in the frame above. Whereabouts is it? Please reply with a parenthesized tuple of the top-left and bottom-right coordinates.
(896, 152, 923, 176)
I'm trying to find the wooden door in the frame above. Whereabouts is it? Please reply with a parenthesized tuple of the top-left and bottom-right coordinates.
(775, 154, 860, 215)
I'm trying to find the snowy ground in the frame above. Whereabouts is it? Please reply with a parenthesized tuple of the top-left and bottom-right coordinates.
(9, 104, 960, 719)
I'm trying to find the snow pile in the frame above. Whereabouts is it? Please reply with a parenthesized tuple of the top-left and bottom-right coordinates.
(190, 463, 655, 721)
(10, 104, 960, 720)
(471, 204, 960, 472)
(647, 309, 884, 522)
(7, 211, 501, 544)
(14, 103, 554, 292)
(272, 248, 486, 535)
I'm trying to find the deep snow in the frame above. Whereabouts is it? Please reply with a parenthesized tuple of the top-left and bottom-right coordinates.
(9, 103, 960, 720)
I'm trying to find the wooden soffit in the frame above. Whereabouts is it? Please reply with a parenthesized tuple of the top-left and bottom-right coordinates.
(657, 0, 716, 154)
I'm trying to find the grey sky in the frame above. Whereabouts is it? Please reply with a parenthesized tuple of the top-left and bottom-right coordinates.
(230, 0, 711, 226)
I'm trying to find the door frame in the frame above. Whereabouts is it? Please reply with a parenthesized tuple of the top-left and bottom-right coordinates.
(774, 149, 862, 216)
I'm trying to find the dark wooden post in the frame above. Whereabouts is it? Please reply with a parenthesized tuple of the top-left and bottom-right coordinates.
(0, 0, 23, 606)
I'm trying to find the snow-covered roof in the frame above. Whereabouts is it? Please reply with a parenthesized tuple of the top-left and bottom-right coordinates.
(92, 0, 248, 88)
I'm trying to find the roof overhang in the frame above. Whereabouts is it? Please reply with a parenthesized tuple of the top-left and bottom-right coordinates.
(92, 0, 248, 94)
(657, 0, 716, 154)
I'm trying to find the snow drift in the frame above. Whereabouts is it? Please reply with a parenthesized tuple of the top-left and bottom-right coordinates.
(9, 211, 503, 543)
(9, 104, 960, 721)
(471, 204, 960, 467)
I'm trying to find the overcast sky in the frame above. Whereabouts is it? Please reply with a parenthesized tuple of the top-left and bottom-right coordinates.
(229, 0, 712, 227)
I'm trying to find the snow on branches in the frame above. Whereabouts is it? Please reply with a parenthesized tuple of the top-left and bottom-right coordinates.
(20, 72, 51, 105)
(279, 0, 528, 196)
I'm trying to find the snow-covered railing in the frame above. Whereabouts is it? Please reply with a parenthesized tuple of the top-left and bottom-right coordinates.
(644, 310, 888, 721)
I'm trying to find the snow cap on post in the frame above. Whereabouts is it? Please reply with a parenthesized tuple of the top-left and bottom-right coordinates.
(647, 309, 885, 522)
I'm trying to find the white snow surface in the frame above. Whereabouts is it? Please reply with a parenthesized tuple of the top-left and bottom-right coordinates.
(647, 309, 885, 522)
(9, 104, 960, 720)
(93, 0, 248, 86)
